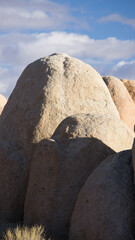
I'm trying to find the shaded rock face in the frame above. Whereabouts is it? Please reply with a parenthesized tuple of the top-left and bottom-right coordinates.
(69, 150, 135, 240)
(0, 143, 28, 222)
(24, 114, 134, 240)
(103, 76, 135, 132)
(0, 54, 120, 222)
(24, 139, 114, 240)
(0, 94, 7, 115)
(132, 139, 135, 182)
(121, 79, 135, 104)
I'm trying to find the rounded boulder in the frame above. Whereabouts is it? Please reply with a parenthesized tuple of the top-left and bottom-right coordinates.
(103, 76, 135, 132)
(70, 150, 135, 240)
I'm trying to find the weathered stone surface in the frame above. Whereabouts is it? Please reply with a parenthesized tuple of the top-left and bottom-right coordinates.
(0, 94, 7, 115)
(103, 76, 135, 132)
(121, 79, 135, 104)
(69, 150, 135, 240)
(53, 114, 134, 152)
(0, 54, 119, 222)
(24, 114, 134, 240)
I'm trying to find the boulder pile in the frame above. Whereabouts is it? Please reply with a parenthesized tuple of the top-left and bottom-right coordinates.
(0, 53, 135, 240)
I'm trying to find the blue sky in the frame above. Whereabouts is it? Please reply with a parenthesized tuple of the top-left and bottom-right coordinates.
(0, 0, 135, 98)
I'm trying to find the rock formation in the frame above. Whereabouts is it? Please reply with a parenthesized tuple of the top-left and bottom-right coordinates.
(0, 54, 134, 240)
(0, 94, 7, 114)
(0, 54, 120, 222)
(121, 79, 135, 104)
(24, 114, 134, 240)
(103, 76, 135, 132)
(69, 150, 135, 240)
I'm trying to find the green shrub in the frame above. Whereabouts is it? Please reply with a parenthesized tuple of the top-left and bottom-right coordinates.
(2, 225, 48, 240)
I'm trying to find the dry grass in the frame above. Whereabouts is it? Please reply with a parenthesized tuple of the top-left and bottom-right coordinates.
(2, 225, 48, 240)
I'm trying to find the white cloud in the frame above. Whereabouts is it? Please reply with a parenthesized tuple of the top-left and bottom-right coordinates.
(0, 31, 135, 97)
(0, 32, 135, 66)
(99, 13, 135, 29)
(111, 60, 135, 79)
(0, 0, 74, 31)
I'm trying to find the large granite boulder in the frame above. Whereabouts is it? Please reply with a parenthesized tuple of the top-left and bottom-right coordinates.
(0, 94, 7, 115)
(0, 54, 119, 222)
(69, 150, 135, 240)
(121, 79, 135, 104)
(0, 54, 119, 145)
(24, 114, 134, 240)
(103, 76, 135, 132)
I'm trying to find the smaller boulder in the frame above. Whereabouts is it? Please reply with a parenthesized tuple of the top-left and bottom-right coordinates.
(103, 76, 135, 132)
(53, 114, 134, 152)
(24, 137, 114, 240)
(70, 150, 135, 240)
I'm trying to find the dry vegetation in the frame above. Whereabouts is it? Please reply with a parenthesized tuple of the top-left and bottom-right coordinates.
(2, 225, 49, 240)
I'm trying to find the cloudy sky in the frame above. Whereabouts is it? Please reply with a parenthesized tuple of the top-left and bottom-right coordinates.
(0, 0, 135, 98)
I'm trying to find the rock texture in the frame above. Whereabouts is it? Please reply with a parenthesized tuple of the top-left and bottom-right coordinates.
(103, 76, 135, 132)
(0, 54, 119, 222)
(53, 114, 134, 152)
(121, 79, 135, 104)
(69, 150, 135, 240)
(0, 94, 7, 114)
(24, 114, 134, 240)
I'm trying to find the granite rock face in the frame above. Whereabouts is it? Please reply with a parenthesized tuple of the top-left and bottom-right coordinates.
(103, 76, 135, 132)
(69, 150, 135, 240)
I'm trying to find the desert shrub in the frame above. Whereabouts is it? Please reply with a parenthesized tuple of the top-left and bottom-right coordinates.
(2, 225, 48, 240)
(0, 221, 19, 239)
